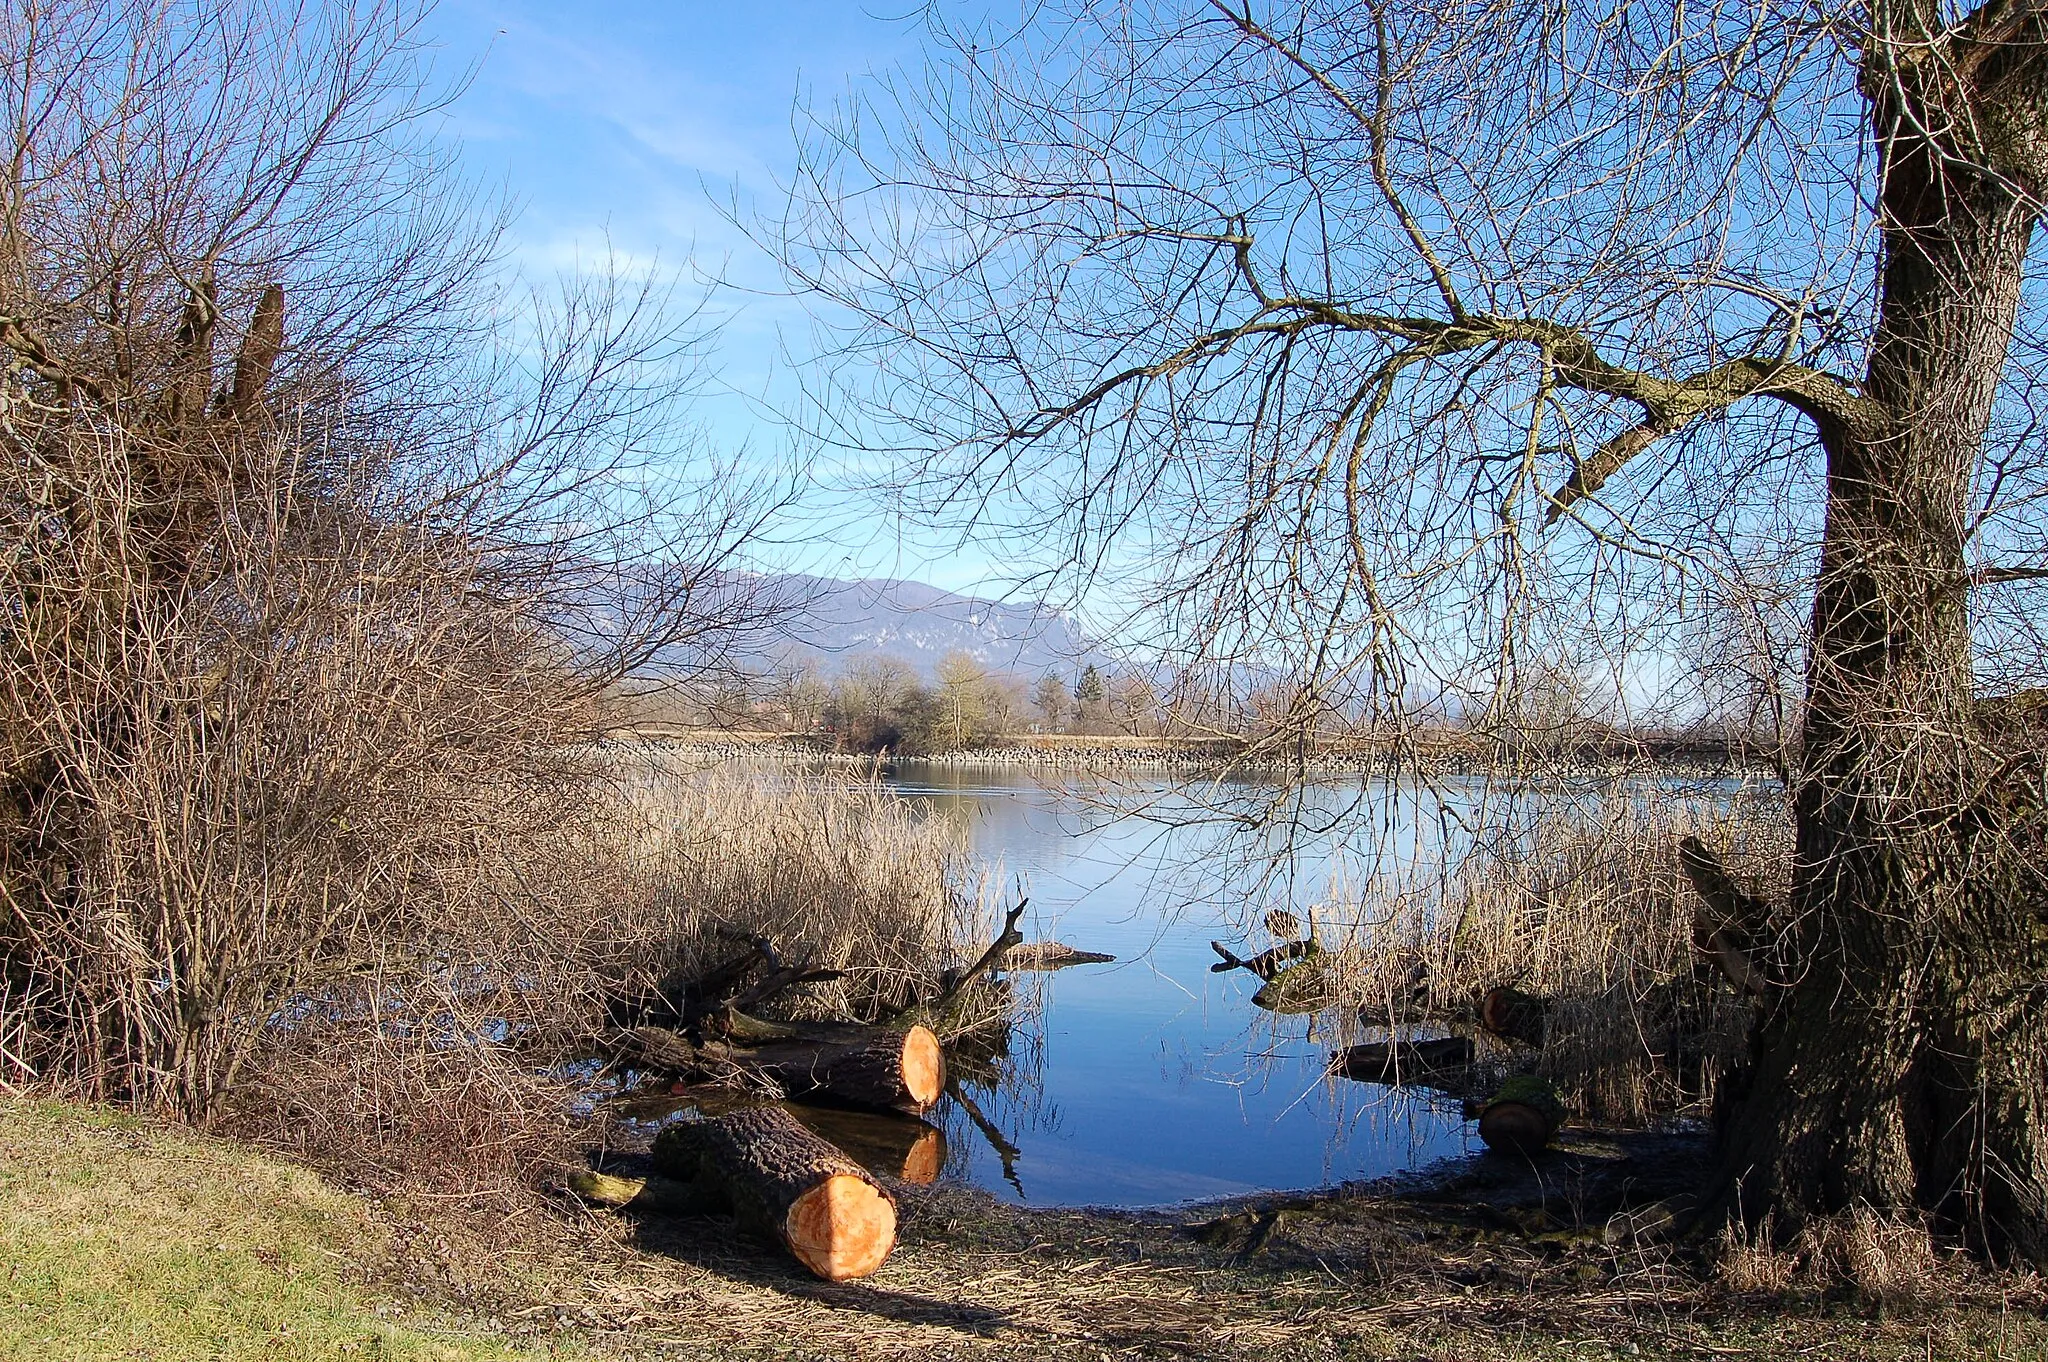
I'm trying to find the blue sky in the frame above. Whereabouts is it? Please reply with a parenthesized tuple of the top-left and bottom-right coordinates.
(427, 1, 1011, 595)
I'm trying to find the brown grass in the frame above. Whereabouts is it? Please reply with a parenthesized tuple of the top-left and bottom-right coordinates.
(209, 752, 1001, 1202)
(1326, 788, 1791, 1120)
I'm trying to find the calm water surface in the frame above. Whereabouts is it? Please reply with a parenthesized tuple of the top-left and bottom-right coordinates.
(883, 763, 1475, 1207)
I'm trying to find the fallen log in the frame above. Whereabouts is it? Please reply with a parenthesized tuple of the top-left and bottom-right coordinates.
(1252, 956, 1334, 1014)
(1210, 938, 1317, 980)
(621, 1023, 947, 1114)
(1476, 1074, 1566, 1155)
(1330, 1036, 1476, 1085)
(788, 1104, 947, 1185)
(1001, 941, 1116, 970)
(652, 1107, 898, 1281)
(1478, 986, 1551, 1047)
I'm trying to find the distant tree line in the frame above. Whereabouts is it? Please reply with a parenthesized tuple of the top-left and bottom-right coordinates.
(604, 650, 1787, 761)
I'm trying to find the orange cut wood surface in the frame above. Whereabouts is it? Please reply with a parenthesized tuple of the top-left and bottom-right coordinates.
(900, 1024, 945, 1109)
(784, 1173, 897, 1281)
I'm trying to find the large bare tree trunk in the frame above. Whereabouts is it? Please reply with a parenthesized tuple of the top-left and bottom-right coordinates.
(1714, 28, 2048, 1262)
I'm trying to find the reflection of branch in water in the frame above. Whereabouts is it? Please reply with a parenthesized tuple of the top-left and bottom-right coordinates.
(946, 1076, 1024, 1198)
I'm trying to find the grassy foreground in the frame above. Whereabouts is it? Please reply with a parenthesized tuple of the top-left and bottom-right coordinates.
(0, 1099, 558, 1362)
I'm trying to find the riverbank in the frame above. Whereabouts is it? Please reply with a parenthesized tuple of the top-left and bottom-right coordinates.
(602, 727, 1775, 779)
(10, 1097, 2041, 1361)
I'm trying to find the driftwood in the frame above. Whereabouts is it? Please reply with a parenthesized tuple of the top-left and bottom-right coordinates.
(716, 929, 849, 1018)
(878, 899, 1029, 1033)
(1476, 1075, 1566, 1155)
(620, 1023, 946, 1114)
(1252, 956, 1334, 1014)
(1001, 940, 1116, 970)
(1330, 1036, 1476, 1086)
(652, 1107, 898, 1281)
(1209, 938, 1317, 980)
(1478, 986, 1552, 1047)
(1678, 836, 1777, 1000)
(606, 928, 846, 1036)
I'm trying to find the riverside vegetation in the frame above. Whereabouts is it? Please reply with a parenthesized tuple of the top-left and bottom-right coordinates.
(5, 0, 2048, 1357)
(12, 756, 2048, 1359)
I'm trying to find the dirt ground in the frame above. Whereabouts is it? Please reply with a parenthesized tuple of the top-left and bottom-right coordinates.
(377, 1123, 2048, 1362)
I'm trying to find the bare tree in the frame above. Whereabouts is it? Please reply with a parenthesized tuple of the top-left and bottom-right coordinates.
(0, 0, 777, 1118)
(774, 0, 2048, 1260)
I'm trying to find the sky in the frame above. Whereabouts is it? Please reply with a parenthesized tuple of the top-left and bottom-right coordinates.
(426, 1, 1013, 596)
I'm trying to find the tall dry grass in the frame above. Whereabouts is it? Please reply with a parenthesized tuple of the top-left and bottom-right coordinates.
(1327, 789, 1791, 1121)
(574, 752, 998, 1024)
(217, 752, 998, 1198)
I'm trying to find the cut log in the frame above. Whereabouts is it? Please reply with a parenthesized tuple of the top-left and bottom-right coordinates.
(719, 1024, 945, 1114)
(621, 1023, 946, 1114)
(1476, 1075, 1566, 1155)
(652, 1107, 898, 1281)
(1478, 986, 1551, 1047)
(1330, 1036, 1476, 1085)
(787, 1104, 947, 1185)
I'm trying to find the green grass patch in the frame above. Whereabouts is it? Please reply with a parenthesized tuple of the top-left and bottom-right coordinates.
(0, 1098, 568, 1361)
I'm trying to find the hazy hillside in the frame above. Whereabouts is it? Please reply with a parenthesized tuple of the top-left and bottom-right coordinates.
(608, 572, 1113, 682)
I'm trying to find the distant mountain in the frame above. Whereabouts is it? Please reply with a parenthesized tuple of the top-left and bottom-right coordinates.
(607, 572, 1113, 683)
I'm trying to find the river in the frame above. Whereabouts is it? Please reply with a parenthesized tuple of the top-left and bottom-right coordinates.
(883, 762, 1476, 1207)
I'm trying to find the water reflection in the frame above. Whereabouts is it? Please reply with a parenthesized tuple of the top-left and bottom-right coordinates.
(882, 762, 1476, 1207)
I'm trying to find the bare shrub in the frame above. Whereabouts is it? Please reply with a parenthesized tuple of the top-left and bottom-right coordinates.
(0, 0, 770, 1138)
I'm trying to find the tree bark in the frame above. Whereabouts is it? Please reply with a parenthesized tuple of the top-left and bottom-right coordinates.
(651, 1106, 899, 1281)
(1712, 18, 2048, 1263)
(623, 1022, 946, 1114)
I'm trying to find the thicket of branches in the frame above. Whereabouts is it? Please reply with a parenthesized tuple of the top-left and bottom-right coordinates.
(0, 0, 772, 1128)
(771, 0, 2048, 1259)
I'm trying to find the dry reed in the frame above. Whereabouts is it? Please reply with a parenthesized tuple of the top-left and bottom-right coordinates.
(1325, 787, 1791, 1120)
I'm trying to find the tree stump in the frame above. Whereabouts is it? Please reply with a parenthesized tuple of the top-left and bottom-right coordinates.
(1478, 986, 1552, 1047)
(1476, 1075, 1566, 1155)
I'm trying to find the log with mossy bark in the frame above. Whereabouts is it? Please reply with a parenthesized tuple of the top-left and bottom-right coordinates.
(652, 1106, 898, 1281)
(620, 1022, 946, 1114)
(565, 1168, 724, 1215)
(1251, 955, 1334, 1014)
